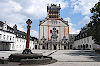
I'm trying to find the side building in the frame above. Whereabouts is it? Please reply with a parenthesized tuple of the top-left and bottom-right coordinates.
(73, 28, 94, 50)
(0, 21, 36, 50)
(69, 34, 77, 49)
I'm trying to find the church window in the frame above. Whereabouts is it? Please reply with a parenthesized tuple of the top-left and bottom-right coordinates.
(53, 28, 54, 30)
(53, 28, 56, 30)
(55, 28, 56, 30)
(50, 30, 52, 33)
(57, 30, 58, 34)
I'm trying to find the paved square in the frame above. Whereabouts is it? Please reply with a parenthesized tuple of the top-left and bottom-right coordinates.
(0, 50, 100, 66)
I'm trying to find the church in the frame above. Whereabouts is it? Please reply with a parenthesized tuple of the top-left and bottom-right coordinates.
(39, 4, 70, 50)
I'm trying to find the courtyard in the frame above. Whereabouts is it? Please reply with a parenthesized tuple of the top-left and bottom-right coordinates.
(0, 50, 100, 66)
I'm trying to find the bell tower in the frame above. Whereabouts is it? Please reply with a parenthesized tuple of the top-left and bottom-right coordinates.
(47, 4, 61, 18)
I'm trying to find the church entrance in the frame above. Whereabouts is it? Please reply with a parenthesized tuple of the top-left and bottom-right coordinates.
(54, 45, 56, 50)
(42, 45, 45, 49)
(64, 46, 66, 49)
(70, 45, 72, 49)
(35, 45, 37, 49)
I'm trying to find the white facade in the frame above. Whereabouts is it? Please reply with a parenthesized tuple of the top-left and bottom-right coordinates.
(0, 30, 15, 50)
(39, 20, 69, 41)
(39, 4, 70, 50)
(73, 36, 94, 50)
(0, 21, 35, 50)
(0, 30, 34, 50)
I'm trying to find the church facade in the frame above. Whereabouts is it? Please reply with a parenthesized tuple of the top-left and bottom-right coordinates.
(39, 4, 70, 50)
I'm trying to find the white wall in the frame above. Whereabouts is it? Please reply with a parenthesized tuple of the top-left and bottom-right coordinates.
(39, 19, 69, 43)
(0, 30, 16, 50)
(73, 36, 94, 50)
(0, 30, 34, 50)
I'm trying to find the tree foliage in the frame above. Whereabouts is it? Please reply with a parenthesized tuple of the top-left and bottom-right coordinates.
(88, 1, 100, 44)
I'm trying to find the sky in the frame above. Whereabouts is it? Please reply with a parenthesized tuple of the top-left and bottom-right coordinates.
(0, 0, 99, 38)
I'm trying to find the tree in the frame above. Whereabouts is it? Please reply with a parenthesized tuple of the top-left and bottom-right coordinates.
(88, 1, 100, 44)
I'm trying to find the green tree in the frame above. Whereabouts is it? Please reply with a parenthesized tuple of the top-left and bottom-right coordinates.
(88, 1, 100, 44)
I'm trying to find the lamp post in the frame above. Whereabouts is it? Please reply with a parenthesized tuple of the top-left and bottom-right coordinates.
(22, 19, 32, 54)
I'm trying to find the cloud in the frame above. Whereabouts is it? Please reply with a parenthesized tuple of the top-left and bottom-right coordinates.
(0, 0, 68, 37)
(30, 30, 38, 38)
(64, 17, 80, 34)
(71, 0, 99, 15)
(0, 0, 27, 31)
(14, 0, 68, 19)
(78, 16, 90, 25)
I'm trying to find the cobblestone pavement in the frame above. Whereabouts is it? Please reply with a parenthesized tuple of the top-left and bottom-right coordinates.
(0, 50, 100, 66)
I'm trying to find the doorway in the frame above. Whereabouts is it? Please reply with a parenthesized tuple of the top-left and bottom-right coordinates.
(64, 46, 66, 49)
(54, 45, 56, 50)
(35, 45, 37, 49)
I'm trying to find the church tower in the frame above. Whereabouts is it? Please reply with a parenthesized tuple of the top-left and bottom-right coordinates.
(47, 4, 61, 18)
(39, 4, 70, 50)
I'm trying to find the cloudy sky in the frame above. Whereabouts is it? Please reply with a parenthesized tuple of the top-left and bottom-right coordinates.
(0, 0, 99, 38)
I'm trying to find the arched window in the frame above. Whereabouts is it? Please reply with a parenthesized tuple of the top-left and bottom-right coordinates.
(86, 44, 88, 48)
(50, 30, 52, 33)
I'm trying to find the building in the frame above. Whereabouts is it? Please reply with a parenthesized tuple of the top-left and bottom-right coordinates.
(32, 37, 38, 50)
(69, 34, 77, 49)
(39, 4, 70, 50)
(0, 21, 36, 50)
(73, 28, 94, 50)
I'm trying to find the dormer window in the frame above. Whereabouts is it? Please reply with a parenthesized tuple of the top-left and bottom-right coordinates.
(3, 22, 7, 31)
(13, 31, 14, 33)
(24, 36, 25, 38)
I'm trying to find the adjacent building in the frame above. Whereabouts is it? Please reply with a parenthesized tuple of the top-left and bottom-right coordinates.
(39, 4, 70, 50)
(69, 34, 77, 49)
(0, 21, 36, 50)
(73, 28, 94, 50)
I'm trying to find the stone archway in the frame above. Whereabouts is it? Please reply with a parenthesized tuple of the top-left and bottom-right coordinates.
(83, 44, 85, 50)
(86, 44, 88, 49)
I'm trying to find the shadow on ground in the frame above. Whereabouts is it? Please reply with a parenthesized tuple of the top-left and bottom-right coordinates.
(63, 50, 100, 62)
